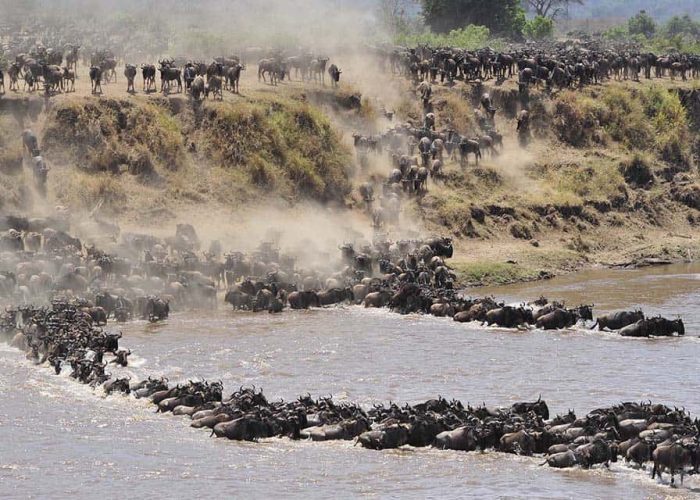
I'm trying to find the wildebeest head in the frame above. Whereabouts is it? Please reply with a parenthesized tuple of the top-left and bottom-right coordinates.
(673, 318, 685, 336)
(576, 305, 594, 321)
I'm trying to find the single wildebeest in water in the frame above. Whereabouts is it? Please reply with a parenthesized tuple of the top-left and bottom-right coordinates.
(593, 310, 644, 331)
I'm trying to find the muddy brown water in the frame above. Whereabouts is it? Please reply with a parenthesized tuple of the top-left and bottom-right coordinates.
(3, 264, 700, 498)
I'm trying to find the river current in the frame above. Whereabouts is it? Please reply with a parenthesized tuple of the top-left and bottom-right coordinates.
(3, 264, 700, 498)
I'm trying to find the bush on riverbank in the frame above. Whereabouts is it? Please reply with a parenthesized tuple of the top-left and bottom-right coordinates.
(198, 97, 352, 202)
(43, 98, 185, 174)
(554, 85, 693, 169)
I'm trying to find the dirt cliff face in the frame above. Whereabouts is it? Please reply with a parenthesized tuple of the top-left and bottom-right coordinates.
(0, 87, 354, 218)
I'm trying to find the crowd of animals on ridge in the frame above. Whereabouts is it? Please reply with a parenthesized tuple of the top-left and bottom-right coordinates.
(1, 305, 698, 486)
(0, 42, 342, 98)
(2, 25, 699, 100)
(4, 30, 699, 217)
(387, 39, 700, 90)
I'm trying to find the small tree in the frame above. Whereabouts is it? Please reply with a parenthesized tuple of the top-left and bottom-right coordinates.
(421, 0, 526, 39)
(628, 10, 656, 39)
(377, 0, 417, 38)
(664, 15, 700, 38)
(524, 15, 554, 40)
(525, 0, 583, 19)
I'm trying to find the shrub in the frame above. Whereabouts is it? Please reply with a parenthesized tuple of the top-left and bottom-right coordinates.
(553, 92, 607, 147)
(599, 88, 653, 149)
(620, 154, 655, 188)
(199, 97, 351, 202)
(640, 87, 692, 167)
(524, 16, 554, 41)
(396, 25, 495, 50)
(629, 10, 657, 39)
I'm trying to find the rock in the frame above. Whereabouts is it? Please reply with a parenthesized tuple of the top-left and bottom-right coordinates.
(672, 184, 700, 210)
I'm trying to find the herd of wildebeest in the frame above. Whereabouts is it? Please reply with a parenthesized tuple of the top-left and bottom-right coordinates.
(2, 27, 700, 99)
(0, 209, 685, 337)
(0, 41, 342, 97)
(0, 298, 698, 485)
(2, 22, 700, 488)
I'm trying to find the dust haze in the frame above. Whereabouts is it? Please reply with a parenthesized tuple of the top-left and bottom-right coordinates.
(4, 0, 423, 263)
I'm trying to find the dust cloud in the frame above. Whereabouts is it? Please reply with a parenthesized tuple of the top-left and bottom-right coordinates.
(4, 0, 434, 264)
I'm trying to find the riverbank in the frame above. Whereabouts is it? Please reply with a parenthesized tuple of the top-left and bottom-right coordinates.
(453, 230, 700, 287)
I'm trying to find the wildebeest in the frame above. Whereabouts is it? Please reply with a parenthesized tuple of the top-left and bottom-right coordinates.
(459, 139, 481, 166)
(328, 64, 341, 87)
(146, 297, 170, 322)
(485, 306, 533, 328)
(124, 64, 137, 93)
(101, 57, 118, 83)
(285, 55, 311, 80)
(288, 290, 320, 309)
(652, 442, 693, 486)
(190, 76, 205, 100)
(8, 63, 21, 91)
(159, 61, 182, 93)
(142, 64, 156, 92)
(205, 75, 223, 100)
(22, 129, 39, 156)
(23, 69, 37, 92)
(65, 45, 80, 72)
(594, 310, 644, 331)
(62, 67, 75, 92)
(226, 64, 244, 93)
(309, 57, 329, 84)
(357, 424, 410, 450)
(432, 425, 479, 451)
(415, 166, 429, 193)
(536, 305, 593, 330)
(89, 66, 102, 94)
(42, 65, 63, 94)
(619, 317, 685, 337)
(258, 59, 285, 85)
(575, 439, 616, 468)
(183, 64, 197, 91)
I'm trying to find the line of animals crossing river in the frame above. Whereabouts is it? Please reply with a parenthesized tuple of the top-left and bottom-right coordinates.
(1, 302, 698, 487)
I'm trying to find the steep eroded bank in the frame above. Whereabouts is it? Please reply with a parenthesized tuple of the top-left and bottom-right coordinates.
(1, 78, 700, 285)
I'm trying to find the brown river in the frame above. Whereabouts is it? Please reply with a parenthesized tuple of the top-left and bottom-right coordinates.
(2, 263, 700, 498)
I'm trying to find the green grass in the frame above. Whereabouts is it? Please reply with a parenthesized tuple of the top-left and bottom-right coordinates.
(553, 85, 692, 168)
(43, 98, 185, 174)
(199, 96, 352, 202)
(395, 26, 499, 51)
